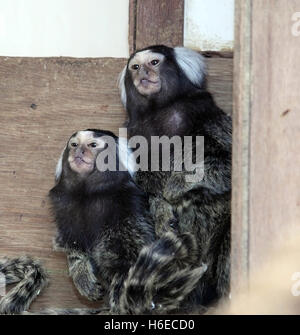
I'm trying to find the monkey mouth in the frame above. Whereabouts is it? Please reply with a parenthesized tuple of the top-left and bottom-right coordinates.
(73, 157, 93, 166)
(140, 78, 159, 88)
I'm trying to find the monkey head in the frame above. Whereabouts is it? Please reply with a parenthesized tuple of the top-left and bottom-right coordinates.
(67, 130, 103, 175)
(119, 45, 207, 109)
(127, 50, 164, 96)
(55, 129, 135, 186)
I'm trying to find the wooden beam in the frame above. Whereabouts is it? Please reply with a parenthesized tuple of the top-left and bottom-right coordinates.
(133, 0, 184, 51)
(249, 0, 300, 275)
(231, 0, 252, 295)
(128, 0, 137, 55)
(232, 0, 300, 295)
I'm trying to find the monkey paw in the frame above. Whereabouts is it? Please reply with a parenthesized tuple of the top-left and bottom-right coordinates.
(73, 276, 105, 301)
(74, 282, 105, 301)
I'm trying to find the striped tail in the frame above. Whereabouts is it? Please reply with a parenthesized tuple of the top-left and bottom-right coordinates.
(116, 232, 207, 314)
(0, 256, 49, 314)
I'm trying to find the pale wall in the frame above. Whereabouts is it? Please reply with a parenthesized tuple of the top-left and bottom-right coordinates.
(0, 0, 129, 57)
(0, 0, 234, 57)
(184, 0, 234, 51)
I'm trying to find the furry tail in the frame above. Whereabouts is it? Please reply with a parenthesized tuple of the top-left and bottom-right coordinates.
(0, 256, 48, 314)
(115, 232, 207, 314)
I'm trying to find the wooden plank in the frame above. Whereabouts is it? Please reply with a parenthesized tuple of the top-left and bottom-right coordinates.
(128, 0, 137, 54)
(0, 56, 232, 311)
(0, 57, 127, 311)
(249, 0, 300, 276)
(206, 56, 233, 116)
(231, 0, 252, 295)
(232, 0, 300, 294)
(135, 0, 184, 50)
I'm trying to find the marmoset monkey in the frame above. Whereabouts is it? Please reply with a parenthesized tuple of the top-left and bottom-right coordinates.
(119, 45, 232, 308)
(49, 129, 207, 314)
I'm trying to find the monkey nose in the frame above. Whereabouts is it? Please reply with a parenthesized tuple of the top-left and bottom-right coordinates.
(76, 147, 85, 155)
(141, 66, 149, 75)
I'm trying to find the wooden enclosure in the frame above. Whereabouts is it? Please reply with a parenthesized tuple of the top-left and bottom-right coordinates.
(1, 0, 298, 313)
(0, 1, 232, 311)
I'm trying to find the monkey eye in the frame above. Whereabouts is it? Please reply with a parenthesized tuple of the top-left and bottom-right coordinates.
(89, 142, 97, 148)
(150, 59, 160, 66)
(71, 142, 78, 147)
(131, 64, 140, 70)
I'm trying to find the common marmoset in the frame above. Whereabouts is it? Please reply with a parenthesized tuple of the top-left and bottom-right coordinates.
(49, 129, 207, 314)
(119, 45, 232, 308)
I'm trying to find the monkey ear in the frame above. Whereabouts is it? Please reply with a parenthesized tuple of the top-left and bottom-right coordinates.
(117, 137, 136, 177)
(174, 47, 206, 88)
(55, 147, 66, 182)
(118, 65, 127, 108)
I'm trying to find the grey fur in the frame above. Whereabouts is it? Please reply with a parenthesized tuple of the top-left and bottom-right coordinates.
(121, 45, 232, 307)
(46, 129, 207, 314)
(0, 256, 48, 314)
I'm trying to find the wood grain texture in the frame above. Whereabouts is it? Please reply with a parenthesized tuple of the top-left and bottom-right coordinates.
(231, 0, 252, 295)
(0, 57, 127, 311)
(232, 0, 300, 292)
(249, 0, 300, 275)
(206, 56, 233, 116)
(135, 0, 184, 50)
(128, 0, 137, 54)
(0, 56, 232, 311)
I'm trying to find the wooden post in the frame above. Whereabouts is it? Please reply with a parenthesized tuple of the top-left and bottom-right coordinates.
(129, 0, 184, 53)
(232, 0, 300, 295)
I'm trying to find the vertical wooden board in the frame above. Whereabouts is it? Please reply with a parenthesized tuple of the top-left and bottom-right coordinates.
(129, 0, 137, 54)
(249, 0, 300, 275)
(135, 0, 184, 50)
(232, 0, 300, 292)
(0, 57, 127, 311)
(231, 0, 252, 294)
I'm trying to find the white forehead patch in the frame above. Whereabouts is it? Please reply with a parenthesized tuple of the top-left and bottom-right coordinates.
(128, 50, 165, 68)
(74, 131, 95, 144)
(70, 131, 107, 147)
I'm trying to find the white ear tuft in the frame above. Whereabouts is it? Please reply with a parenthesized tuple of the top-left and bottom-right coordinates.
(174, 47, 206, 87)
(55, 147, 65, 182)
(118, 65, 127, 108)
(118, 137, 136, 177)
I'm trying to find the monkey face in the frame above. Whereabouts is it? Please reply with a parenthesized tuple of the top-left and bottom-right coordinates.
(67, 130, 106, 175)
(55, 129, 135, 182)
(128, 50, 165, 96)
(119, 46, 207, 109)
